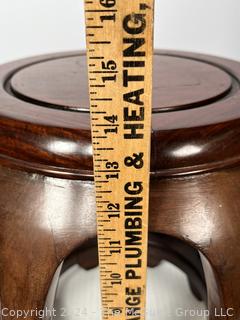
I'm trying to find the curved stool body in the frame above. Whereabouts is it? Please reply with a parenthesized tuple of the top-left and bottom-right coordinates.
(0, 51, 239, 319)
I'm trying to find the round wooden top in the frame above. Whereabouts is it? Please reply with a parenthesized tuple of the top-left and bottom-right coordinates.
(11, 55, 231, 113)
(1, 50, 240, 179)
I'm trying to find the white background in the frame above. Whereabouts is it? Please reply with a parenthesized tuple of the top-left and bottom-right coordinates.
(55, 262, 206, 320)
(0, 0, 240, 64)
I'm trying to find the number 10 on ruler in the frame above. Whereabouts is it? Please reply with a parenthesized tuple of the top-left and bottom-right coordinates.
(84, 0, 154, 319)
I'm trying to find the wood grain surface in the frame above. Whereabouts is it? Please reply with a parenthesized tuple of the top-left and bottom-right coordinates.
(0, 51, 240, 178)
(0, 51, 240, 319)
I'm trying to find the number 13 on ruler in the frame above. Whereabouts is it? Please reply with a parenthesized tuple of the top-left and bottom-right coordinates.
(84, 0, 154, 319)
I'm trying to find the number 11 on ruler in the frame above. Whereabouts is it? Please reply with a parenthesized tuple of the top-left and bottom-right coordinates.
(84, 0, 154, 319)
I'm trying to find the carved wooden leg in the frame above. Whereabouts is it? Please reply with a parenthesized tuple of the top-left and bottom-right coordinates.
(0, 178, 61, 319)
(0, 168, 97, 320)
(198, 171, 240, 320)
(0, 234, 60, 320)
(200, 235, 240, 320)
(149, 170, 240, 320)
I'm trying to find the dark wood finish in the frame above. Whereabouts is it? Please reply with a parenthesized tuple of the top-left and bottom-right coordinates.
(0, 51, 240, 319)
(1, 51, 240, 178)
(10, 54, 231, 113)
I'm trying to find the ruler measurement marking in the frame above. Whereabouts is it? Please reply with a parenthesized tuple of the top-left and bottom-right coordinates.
(84, 0, 154, 319)
(94, 124, 119, 127)
(91, 98, 113, 101)
(89, 71, 118, 74)
(101, 246, 121, 249)
(98, 210, 120, 213)
(89, 41, 111, 44)
(95, 170, 120, 172)
(104, 278, 122, 281)
(86, 25, 103, 29)
(96, 191, 112, 194)
(86, 9, 117, 12)
(93, 136, 107, 139)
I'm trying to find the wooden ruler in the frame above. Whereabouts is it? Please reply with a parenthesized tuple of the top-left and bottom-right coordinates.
(84, 0, 154, 319)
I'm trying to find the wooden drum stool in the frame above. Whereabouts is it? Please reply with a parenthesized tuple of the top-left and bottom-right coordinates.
(0, 51, 240, 319)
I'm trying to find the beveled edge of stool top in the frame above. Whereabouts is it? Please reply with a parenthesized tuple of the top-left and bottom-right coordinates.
(0, 50, 240, 179)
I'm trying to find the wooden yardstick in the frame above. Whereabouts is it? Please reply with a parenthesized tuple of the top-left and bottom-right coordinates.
(84, 0, 154, 319)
